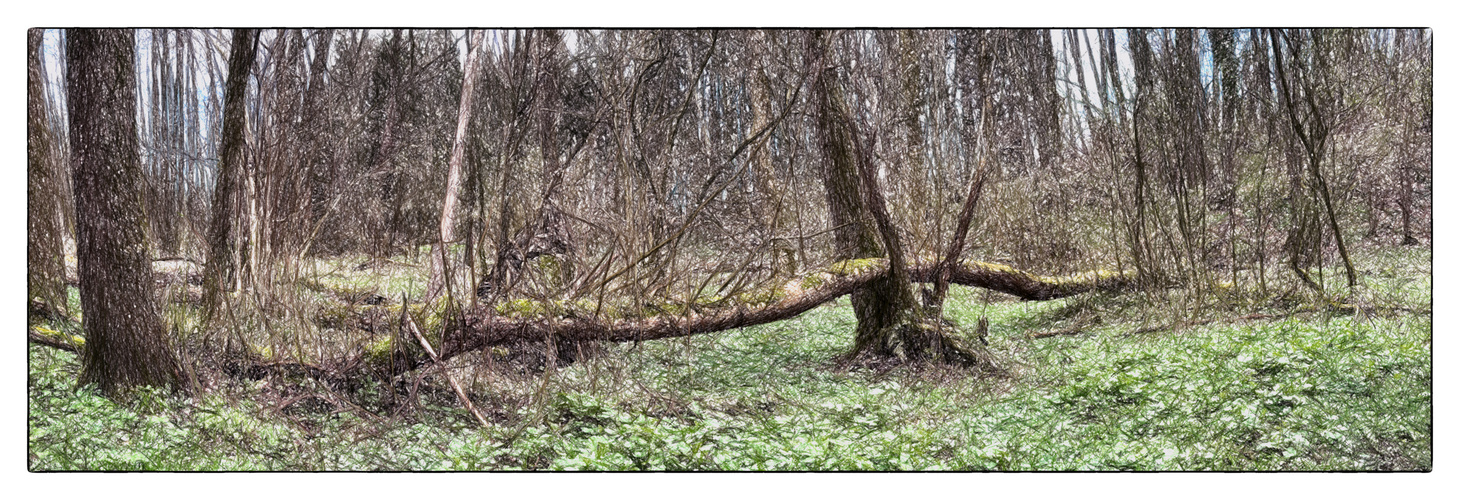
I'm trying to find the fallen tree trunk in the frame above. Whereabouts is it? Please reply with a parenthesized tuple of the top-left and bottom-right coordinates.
(436, 259, 1135, 361)
(909, 260, 1134, 301)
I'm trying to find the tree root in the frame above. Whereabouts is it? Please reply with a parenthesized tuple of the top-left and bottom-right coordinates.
(843, 315, 1006, 375)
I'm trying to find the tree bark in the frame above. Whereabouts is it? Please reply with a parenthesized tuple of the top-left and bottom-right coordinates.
(201, 29, 259, 322)
(932, 34, 997, 311)
(66, 29, 183, 396)
(806, 31, 919, 358)
(29, 29, 68, 313)
(428, 29, 486, 302)
(930, 173, 988, 310)
(803, 31, 1001, 366)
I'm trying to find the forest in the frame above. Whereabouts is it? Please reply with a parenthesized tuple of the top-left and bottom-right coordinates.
(27, 28, 1430, 471)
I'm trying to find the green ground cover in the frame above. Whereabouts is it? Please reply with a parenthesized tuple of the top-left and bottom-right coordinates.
(27, 247, 1430, 470)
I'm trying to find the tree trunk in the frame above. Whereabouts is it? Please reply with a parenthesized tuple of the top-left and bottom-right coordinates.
(526, 29, 574, 294)
(29, 29, 68, 313)
(201, 29, 259, 322)
(428, 29, 486, 302)
(807, 31, 989, 366)
(66, 29, 183, 396)
(932, 34, 997, 312)
(808, 31, 907, 353)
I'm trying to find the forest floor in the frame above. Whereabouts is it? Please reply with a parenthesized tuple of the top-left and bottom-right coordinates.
(27, 245, 1430, 471)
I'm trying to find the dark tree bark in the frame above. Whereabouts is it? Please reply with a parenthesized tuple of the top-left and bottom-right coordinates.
(29, 29, 68, 313)
(808, 31, 908, 353)
(807, 31, 989, 366)
(201, 29, 259, 322)
(1100, 29, 1128, 127)
(66, 29, 182, 396)
(1128, 29, 1155, 282)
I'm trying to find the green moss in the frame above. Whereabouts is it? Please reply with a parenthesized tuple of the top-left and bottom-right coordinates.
(735, 286, 788, 307)
(968, 260, 1021, 275)
(828, 258, 885, 276)
(657, 302, 689, 316)
(799, 272, 827, 290)
(364, 336, 393, 363)
(32, 325, 84, 348)
(496, 298, 548, 318)
(1045, 268, 1132, 287)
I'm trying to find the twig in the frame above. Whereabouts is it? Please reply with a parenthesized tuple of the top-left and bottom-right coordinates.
(401, 299, 491, 429)
(1029, 325, 1088, 339)
(1029, 315, 1100, 339)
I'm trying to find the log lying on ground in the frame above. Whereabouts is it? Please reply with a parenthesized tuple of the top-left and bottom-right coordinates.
(435, 259, 1135, 361)
(909, 260, 1134, 301)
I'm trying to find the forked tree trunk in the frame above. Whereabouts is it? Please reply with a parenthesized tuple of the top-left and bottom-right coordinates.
(807, 31, 911, 356)
(807, 31, 991, 366)
(67, 29, 183, 396)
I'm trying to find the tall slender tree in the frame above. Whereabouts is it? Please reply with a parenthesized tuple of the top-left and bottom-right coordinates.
(201, 29, 260, 321)
(429, 29, 487, 302)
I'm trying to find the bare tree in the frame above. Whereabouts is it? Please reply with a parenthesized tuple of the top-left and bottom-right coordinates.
(1270, 29, 1357, 292)
(427, 29, 487, 303)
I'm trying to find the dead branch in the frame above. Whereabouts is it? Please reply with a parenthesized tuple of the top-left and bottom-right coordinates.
(404, 305, 491, 428)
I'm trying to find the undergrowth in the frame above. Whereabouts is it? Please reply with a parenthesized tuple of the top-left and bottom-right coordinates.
(28, 247, 1430, 470)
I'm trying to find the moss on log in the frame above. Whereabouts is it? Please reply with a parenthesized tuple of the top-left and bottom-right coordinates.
(434, 259, 1135, 362)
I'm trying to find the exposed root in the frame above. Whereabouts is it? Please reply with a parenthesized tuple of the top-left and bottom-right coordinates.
(841, 315, 1006, 376)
